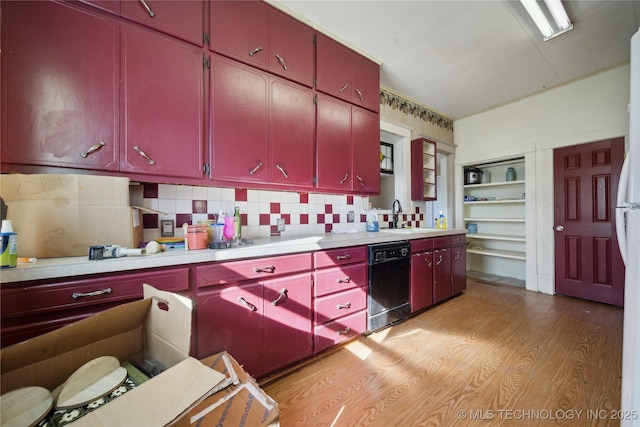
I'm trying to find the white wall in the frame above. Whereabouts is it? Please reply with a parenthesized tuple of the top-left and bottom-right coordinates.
(454, 65, 630, 294)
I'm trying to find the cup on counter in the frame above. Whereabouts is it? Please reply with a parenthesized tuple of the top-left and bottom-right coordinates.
(185, 224, 209, 250)
(211, 224, 225, 242)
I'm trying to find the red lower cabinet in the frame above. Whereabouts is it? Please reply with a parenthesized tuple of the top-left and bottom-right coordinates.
(410, 251, 434, 312)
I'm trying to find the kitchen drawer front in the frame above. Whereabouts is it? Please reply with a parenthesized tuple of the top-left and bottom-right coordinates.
(1, 267, 190, 319)
(313, 246, 367, 269)
(314, 310, 366, 353)
(410, 238, 434, 253)
(433, 236, 451, 249)
(451, 234, 466, 246)
(196, 253, 312, 288)
(314, 285, 367, 325)
(314, 263, 367, 297)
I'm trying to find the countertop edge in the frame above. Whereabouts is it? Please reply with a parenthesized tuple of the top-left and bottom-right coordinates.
(1, 229, 466, 283)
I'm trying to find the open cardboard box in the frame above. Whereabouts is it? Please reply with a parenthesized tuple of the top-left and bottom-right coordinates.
(0, 174, 142, 258)
(0, 285, 227, 426)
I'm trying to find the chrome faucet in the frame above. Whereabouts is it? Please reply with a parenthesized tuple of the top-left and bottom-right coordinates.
(392, 199, 402, 228)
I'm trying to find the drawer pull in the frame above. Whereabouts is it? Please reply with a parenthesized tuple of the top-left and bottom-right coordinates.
(238, 297, 257, 312)
(454, 251, 460, 261)
(71, 288, 112, 299)
(354, 88, 364, 102)
(356, 175, 365, 187)
(272, 288, 288, 306)
(337, 277, 351, 283)
(339, 173, 349, 184)
(249, 46, 263, 57)
(436, 254, 443, 266)
(254, 265, 275, 274)
(337, 302, 351, 310)
(337, 327, 351, 336)
(133, 146, 156, 165)
(138, 0, 155, 17)
(80, 141, 106, 158)
(276, 164, 288, 178)
(339, 83, 349, 93)
(426, 258, 432, 268)
(275, 54, 288, 71)
(336, 254, 351, 261)
(249, 161, 263, 175)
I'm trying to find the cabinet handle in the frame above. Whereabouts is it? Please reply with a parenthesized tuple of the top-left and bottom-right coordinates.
(354, 88, 364, 102)
(249, 161, 263, 175)
(339, 173, 349, 184)
(71, 288, 112, 299)
(339, 83, 349, 93)
(356, 175, 365, 187)
(337, 276, 351, 283)
(253, 265, 275, 273)
(454, 251, 460, 261)
(337, 327, 351, 336)
(336, 254, 351, 261)
(271, 288, 288, 306)
(436, 254, 443, 266)
(275, 54, 288, 71)
(248, 46, 263, 57)
(133, 146, 156, 165)
(337, 302, 351, 309)
(237, 297, 257, 312)
(138, 0, 155, 17)
(426, 258, 432, 268)
(80, 141, 106, 158)
(276, 164, 288, 178)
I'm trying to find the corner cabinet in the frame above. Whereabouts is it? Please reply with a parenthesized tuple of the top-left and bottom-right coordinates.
(411, 138, 437, 201)
(463, 157, 526, 280)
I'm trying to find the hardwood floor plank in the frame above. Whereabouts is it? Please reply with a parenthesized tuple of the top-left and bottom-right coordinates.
(263, 280, 623, 426)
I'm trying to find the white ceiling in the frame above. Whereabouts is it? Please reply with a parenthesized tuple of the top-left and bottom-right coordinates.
(271, 0, 640, 120)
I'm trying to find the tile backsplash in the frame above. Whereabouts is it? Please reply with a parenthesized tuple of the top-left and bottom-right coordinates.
(139, 183, 425, 243)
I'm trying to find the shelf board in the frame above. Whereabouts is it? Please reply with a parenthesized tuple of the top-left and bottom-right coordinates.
(466, 233, 526, 242)
(464, 180, 525, 189)
(464, 218, 525, 223)
(464, 199, 525, 205)
(466, 248, 526, 260)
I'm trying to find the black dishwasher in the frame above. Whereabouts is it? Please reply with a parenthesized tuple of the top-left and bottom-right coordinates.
(367, 241, 411, 332)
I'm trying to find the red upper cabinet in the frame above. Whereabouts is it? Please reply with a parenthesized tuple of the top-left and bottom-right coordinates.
(120, 24, 204, 179)
(209, 1, 314, 87)
(1, 1, 119, 171)
(121, 0, 204, 47)
(316, 32, 380, 112)
(316, 94, 380, 195)
(78, 0, 120, 15)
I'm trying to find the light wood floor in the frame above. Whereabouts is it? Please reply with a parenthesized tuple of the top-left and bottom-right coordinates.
(263, 279, 624, 426)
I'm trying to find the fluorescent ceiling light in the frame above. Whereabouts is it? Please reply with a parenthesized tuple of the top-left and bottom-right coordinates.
(520, 0, 573, 41)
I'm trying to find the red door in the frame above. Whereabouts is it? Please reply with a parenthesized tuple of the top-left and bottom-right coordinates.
(433, 248, 451, 304)
(553, 138, 625, 306)
(352, 106, 380, 194)
(410, 252, 434, 312)
(316, 94, 352, 192)
(351, 52, 380, 113)
(315, 33, 352, 103)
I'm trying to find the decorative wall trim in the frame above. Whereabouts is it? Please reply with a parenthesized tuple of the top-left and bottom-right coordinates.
(380, 88, 454, 131)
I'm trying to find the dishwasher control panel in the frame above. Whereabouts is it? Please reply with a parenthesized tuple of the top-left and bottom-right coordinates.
(368, 241, 410, 264)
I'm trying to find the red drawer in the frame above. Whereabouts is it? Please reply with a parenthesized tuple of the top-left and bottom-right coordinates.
(1, 267, 190, 319)
(410, 238, 434, 253)
(313, 246, 367, 269)
(314, 285, 367, 325)
(314, 263, 367, 297)
(314, 310, 366, 353)
(451, 234, 466, 246)
(433, 236, 451, 249)
(196, 253, 312, 288)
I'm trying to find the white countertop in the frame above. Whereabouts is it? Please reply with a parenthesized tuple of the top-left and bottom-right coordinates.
(1, 228, 466, 283)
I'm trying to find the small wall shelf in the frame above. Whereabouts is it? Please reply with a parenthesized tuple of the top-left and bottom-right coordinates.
(411, 137, 437, 201)
(466, 248, 526, 260)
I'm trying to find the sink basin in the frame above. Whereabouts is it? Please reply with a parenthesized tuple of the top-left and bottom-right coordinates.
(380, 228, 435, 234)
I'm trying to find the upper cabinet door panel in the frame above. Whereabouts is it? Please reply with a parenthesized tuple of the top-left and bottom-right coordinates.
(267, 7, 314, 87)
(352, 106, 380, 194)
(120, 24, 204, 179)
(316, 94, 352, 192)
(121, 0, 204, 46)
(210, 54, 269, 183)
(351, 53, 380, 113)
(315, 33, 352, 104)
(1, 1, 119, 171)
(269, 78, 315, 187)
(209, 1, 269, 70)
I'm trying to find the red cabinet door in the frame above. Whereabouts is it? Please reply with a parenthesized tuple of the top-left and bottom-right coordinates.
(269, 77, 315, 188)
(263, 273, 313, 374)
(209, 1, 269, 70)
(410, 252, 434, 312)
(316, 94, 352, 192)
(121, 0, 203, 46)
(267, 6, 314, 87)
(352, 106, 380, 194)
(315, 33, 352, 104)
(210, 54, 269, 183)
(451, 243, 467, 295)
(120, 24, 204, 179)
(195, 283, 263, 376)
(433, 248, 452, 304)
(351, 52, 380, 112)
(1, 1, 119, 171)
